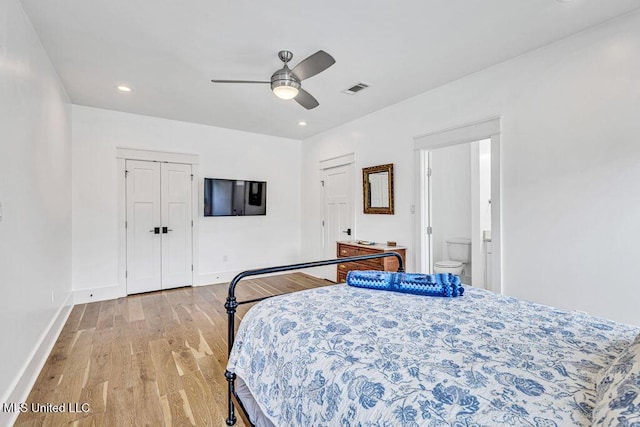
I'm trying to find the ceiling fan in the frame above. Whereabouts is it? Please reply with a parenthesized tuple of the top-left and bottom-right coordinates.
(211, 50, 335, 110)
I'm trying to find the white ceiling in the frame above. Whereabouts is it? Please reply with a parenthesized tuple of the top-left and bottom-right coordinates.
(20, 0, 640, 140)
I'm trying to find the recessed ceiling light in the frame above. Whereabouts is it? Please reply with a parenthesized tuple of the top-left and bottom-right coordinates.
(117, 85, 132, 92)
(298, 121, 307, 126)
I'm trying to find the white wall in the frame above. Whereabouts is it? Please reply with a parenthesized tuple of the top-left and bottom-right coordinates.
(302, 11, 640, 325)
(0, 0, 72, 416)
(72, 106, 302, 299)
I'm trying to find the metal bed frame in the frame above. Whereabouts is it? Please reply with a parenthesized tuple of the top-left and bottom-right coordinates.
(224, 252, 405, 426)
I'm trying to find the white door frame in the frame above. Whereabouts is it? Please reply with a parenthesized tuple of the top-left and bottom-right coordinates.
(117, 148, 199, 294)
(413, 117, 502, 293)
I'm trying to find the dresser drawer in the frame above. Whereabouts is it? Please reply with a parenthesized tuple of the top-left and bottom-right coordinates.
(336, 241, 406, 283)
(337, 244, 383, 264)
(337, 261, 376, 273)
(337, 245, 362, 257)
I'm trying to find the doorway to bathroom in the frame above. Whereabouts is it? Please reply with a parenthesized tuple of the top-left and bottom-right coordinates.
(425, 139, 491, 287)
(413, 118, 502, 293)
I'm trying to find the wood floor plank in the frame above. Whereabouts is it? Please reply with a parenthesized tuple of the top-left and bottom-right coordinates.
(78, 380, 107, 415)
(149, 339, 183, 396)
(85, 328, 112, 387)
(129, 319, 151, 355)
(131, 351, 164, 426)
(196, 354, 235, 420)
(180, 370, 218, 426)
(166, 390, 195, 427)
(96, 299, 116, 330)
(127, 296, 145, 322)
(14, 273, 332, 426)
(78, 301, 101, 330)
(71, 412, 105, 427)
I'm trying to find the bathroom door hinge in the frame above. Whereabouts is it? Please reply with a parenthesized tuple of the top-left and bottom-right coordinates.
(125, 270, 128, 278)
(427, 226, 433, 235)
(191, 265, 194, 271)
(125, 221, 127, 229)
(322, 220, 325, 226)
(191, 220, 193, 227)
(321, 180, 325, 187)
(426, 168, 432, 177)
(190, 174, 194, 181)
(125, 170, 129, 177)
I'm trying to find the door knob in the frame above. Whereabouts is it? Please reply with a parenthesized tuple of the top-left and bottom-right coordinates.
(162, 227, 174, 233)
(149, 227, 160, 234)
(342, 228, 352, 236)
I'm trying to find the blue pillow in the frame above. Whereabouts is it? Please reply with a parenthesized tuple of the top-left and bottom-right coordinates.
(346, 271, 464, 297)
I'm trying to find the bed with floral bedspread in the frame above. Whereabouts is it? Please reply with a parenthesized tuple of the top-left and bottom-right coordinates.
(227, 284, 639, 426)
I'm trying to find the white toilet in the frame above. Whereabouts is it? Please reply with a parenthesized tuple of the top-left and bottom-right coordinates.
(434, 238, 471, 277)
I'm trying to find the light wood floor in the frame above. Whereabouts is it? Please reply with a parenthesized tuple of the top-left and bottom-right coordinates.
(15, 273, 334, 426)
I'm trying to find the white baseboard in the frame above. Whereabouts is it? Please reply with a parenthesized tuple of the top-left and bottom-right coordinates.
(73, 284, 124, 304)
(197, 269, 246, 286)
(196, 268, 314, 287)
(0, 293, 73, 427)
(71, 268, 318, 303)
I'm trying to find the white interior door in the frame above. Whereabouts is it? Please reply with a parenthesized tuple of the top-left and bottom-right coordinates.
(322, 163, 354, 280)
(161, 163, 193, 289)
(126, 160, 193, 294)
(126, 160, 162, 294)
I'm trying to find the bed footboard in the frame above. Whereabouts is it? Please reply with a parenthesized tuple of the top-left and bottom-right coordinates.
(224, 252, 405, 426)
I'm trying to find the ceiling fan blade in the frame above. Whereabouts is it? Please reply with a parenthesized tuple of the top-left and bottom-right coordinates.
(211, 79, 270, 84)
(291, 50, 335, 81)
(294, 88, 319, 110)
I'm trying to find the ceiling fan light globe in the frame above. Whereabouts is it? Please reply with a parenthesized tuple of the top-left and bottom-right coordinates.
(273, 85, 299, 100)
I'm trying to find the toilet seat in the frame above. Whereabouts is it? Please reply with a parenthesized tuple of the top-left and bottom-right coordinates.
(434, 260, 463, 268)
(434, 260, 464, 276)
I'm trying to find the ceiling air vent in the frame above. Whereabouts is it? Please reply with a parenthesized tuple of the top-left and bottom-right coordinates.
(342, 82, 370, 95)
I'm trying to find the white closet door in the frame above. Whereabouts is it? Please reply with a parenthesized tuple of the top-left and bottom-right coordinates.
(126, 160, 162, 294)
(161, 163, 193, 289)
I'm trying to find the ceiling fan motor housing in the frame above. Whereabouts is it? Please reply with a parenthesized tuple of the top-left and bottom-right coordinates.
(270, 65, 301, 93)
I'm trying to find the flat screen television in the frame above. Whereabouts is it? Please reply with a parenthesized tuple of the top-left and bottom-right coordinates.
(204, 178, 267, 216)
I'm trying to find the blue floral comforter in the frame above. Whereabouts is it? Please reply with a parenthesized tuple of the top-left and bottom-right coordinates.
(227, 285, 639, 426)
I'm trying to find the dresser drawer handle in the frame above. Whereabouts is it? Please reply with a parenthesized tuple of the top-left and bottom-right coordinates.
(341, 249, 347, 254)
(339, 265, 346, 269)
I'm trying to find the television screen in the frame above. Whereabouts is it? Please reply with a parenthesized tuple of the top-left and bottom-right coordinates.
(204, 178, 266, 216)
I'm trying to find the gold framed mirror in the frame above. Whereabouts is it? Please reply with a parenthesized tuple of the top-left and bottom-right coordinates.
(363, 163, 394, 214)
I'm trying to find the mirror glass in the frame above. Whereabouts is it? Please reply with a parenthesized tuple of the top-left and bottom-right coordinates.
(363, 164, 394, 214)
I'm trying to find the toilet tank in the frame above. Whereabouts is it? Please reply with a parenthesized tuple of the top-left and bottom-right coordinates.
(446, 238, 471, 263)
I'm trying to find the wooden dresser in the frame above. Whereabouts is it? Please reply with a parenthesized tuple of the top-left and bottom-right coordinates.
(336, 241, 406, 283)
